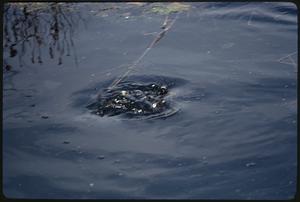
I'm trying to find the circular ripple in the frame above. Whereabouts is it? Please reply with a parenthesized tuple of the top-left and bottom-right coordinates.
(86, 75, 186, 120)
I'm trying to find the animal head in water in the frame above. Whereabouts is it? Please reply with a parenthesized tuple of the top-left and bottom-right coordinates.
(87, 83, 171, 118)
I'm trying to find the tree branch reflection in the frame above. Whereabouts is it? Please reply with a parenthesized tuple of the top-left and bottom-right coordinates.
(3, 3, 83, 72)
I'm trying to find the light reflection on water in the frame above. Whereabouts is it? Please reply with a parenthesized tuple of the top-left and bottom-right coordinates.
(3, 2, 297, 200)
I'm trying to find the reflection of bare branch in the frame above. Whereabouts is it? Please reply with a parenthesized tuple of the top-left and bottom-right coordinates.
(3, 3, 83, 71)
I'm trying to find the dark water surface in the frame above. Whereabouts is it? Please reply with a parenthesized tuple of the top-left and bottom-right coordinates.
(3, 2, 297, 199)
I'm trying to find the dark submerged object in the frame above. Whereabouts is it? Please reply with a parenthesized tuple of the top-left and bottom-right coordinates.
(87, 82, 175, 119)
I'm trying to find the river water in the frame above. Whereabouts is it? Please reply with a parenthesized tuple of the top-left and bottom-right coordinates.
(3, 2, 297, 199)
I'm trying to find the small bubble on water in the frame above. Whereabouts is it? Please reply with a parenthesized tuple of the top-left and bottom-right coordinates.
(246, 162, 256, 167)
(89, 183, 94, 187)
(282, 98, 286, 101)
(121, 90, 127, 96)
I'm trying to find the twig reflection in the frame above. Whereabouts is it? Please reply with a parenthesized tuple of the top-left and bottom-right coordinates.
(3, 3, 83, 71)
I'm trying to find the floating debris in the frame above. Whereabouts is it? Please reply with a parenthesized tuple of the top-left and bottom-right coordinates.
(97, 155, 105, 160)
(63, 141, 70, 144)
(41, 115, 49, 119)
(4, 64, 12, 71)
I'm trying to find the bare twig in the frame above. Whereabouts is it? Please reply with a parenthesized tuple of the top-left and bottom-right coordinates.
(108, 13, 180, 89)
